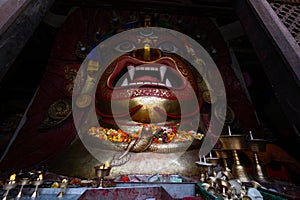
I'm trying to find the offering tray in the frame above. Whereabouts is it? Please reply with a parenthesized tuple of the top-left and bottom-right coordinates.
(114, 174, 196, 183)
(195, 161, 213, 167)
(114, 174, 197, 199)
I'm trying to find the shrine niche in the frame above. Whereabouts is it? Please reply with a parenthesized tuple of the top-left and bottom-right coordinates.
(0, 8, 259, 178)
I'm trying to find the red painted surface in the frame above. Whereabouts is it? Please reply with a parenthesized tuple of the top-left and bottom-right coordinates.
(78, 187, 173, 200)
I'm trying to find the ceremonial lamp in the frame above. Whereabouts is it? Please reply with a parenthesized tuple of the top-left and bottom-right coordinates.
(206, 151, 220, 177)
(31, 174, 43, 198)
(247, 131, 271, 183)
(16, 178, 29, 198)
(57, 178, 68, 198)
(195, 155, 213, 182)
(94, 161, 111, 188)
(218, 126, 251, 182)
(213, 148, 231, 172)
(2, 174, 17, 200)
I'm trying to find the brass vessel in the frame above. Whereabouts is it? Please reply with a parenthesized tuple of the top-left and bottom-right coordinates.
(31, 179, 43, 198)
(2, 182, 17, 200)
(219, 135, 248, 150)
(247, 139, 271, 183)
(195, 160, 213, 182)
(214, 149, 231, 171)
(231, 150, 251, 182)
(94, 165, 111, 188)
(206, 157, 220, 177)
(16, 178, 29, 198)
(219, 135, 251, 182)
(206, 157, 220, 166)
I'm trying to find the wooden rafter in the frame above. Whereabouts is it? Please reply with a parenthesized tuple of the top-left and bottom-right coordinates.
(53, 0, 235, 17)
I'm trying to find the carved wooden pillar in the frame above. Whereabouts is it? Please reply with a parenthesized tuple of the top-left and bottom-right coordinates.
(0, 0, 55, 81)
(235, 0, 300, 138)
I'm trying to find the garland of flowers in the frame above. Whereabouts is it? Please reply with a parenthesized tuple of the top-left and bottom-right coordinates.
(88, 125, 203, 144)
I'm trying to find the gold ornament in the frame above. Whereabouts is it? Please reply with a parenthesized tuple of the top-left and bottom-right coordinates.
(39, 99, 72, 130)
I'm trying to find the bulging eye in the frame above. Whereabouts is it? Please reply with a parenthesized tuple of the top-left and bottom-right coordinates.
(115, 41, 136, 52)
(158, 42, 178, 53)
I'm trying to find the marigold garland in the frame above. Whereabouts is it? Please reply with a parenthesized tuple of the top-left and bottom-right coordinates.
(88, 125, 204, 144)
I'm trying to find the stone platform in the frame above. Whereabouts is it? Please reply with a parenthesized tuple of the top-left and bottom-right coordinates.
(2, 186, 188, 200)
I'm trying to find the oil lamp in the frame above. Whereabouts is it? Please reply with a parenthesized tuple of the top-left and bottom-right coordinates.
(195, 155, 213, 182)
(57, 179, 68, 198)
(16, 178, 29, 198)
(247, 131, 271, 183)
(31, 174, 43, 198)
(213, 149, 231, 172)
(218, 126, 251, 182)
(94, 161, 111, 188)
(2, 174, 17, 200)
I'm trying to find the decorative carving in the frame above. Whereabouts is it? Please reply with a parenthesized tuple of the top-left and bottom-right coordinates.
(75, 41, 90, 60)
(64, 66, 78, 96)
(39, 99, 72, 130)
(269, 1, 300, 45)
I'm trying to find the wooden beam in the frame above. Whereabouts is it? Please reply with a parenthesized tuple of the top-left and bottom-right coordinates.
(0, 0, 31, 35)
(235, 0, 300, 136)
(0, 0, 55, 81)
(54, 0, 235, 17)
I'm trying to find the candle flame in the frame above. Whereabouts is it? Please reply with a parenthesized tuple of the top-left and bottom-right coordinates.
(38, 174, 43, 180)
(10, 174, 16, 181)
(104, 161, 110, 169)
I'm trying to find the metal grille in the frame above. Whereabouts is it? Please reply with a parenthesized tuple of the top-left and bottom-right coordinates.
(270, 2, 300, 45)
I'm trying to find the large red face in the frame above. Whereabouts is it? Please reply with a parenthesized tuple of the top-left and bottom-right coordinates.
(95, 29, 202, 131)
